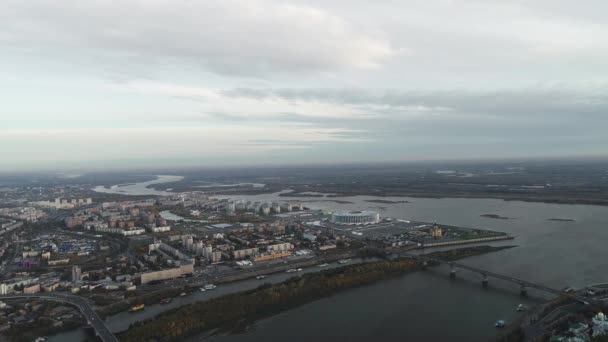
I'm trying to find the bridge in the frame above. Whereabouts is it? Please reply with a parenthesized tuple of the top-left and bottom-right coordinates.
(0, 293, 118, 342)
(405, 253, 595, 304)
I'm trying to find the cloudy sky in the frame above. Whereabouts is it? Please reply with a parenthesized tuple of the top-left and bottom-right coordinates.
(2, 0, 608, 171)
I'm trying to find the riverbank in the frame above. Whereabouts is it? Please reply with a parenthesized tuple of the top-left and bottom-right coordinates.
(119, 259, 421, 341)
(97, 251, 358, 318)
(493, 294, 576, 342)
(119, 245, 510, 342)
(422, 245, 515, 261)
(419, 235, 514, 248)
(4, 318, 85, 342)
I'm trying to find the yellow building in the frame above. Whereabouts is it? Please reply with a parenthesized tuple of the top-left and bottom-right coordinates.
(254, 250, 292, 262)
(430, 225, 443, 238)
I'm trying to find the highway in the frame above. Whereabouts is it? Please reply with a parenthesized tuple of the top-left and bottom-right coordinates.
(0, 292, 118, 342)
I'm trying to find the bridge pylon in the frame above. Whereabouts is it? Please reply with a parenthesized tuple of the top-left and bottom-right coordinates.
(449, 263, 456, 279)
(520, 285, 528, 297)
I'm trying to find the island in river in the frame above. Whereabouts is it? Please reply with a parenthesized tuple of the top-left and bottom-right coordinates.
(365, 199, 410, 204)
(481, 214, 513, 220)
(120, 245, 513, 342)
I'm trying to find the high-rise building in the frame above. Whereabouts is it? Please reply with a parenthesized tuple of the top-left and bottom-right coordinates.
(195, 242, 204, 255)
(72, 265, 82, 282)
(203, 246, 213, 261)
(226, 201, 236, 214)
(271, 202, 281, 214)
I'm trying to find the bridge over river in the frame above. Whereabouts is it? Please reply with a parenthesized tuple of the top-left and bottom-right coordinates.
(405, 253, 596, 305)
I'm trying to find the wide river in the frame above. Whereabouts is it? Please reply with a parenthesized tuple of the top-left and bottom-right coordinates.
(57, 177, 608, 341)
(91, 175, 184, 196)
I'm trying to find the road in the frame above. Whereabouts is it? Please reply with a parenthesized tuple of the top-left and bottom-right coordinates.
(0, 241, 21, 278)
(0, 292, 118, 342)
(153, 250, 356, 289)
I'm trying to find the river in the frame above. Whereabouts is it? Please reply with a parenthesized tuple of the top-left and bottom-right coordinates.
(91, 175, 184, 196)
(57, 178, 608, 341)
(217, 192, 608, 289)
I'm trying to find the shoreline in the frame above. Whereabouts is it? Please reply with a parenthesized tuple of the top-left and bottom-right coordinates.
(96, 251, 359, 319)
(418, 235, 514, 248)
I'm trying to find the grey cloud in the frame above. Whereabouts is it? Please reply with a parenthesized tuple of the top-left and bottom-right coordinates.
(246, 139, 309, 146)
(218, 86, 608, 150)
(222, 86, 608, 119)
(2, 0, 392, 77)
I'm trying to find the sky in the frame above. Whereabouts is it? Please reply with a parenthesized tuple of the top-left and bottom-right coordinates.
(2, 0, 608, 171)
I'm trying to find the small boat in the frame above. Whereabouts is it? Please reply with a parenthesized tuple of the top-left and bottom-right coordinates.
(319, 263, 329, 267)
(338, 259, 351, 264)
(495, 320, 506, 328)
(180, 292, 187, 297)
(256, 275, 266, 280)
(129, 304, 145, 312)
(516, 304, 526, 312)
(160, 298, 172, 304)
(199, 287, 206, 292)
(297, 268, 302, 272)
(203, 284, 217, 290)
(286, 268, 298, 273)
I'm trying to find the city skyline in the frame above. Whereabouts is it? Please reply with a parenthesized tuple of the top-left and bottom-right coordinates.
(3, 0, 608, 171)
